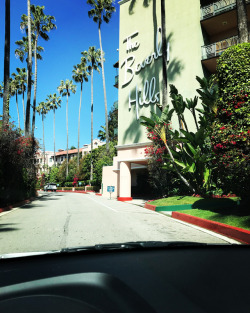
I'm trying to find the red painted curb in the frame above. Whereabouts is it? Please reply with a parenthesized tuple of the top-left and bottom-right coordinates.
(95, 193, 102, 196)
(172, 212, 250, 244)
(0, 197, 36, 213)
(144, 203, 156, 211)
(56, 190, 87, 194)
(117, 197, 133, 201)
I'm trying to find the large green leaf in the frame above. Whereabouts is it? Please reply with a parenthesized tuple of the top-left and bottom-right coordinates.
(186, 143, 197, 157)
(140, 116, 155, 128)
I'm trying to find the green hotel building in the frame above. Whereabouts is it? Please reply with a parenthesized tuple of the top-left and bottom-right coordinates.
(102, 0, 250, 200)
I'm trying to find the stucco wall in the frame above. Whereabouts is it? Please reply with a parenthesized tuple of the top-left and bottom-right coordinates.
(118, 0, 205, 145)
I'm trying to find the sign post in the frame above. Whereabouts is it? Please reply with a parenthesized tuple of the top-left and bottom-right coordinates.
(107, 186, 115, 200)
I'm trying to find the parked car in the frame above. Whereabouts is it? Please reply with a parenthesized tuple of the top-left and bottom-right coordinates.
(44, 183, 57, 192)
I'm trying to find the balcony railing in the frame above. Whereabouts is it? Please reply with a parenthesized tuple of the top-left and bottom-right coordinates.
(201, 0, 236, 20)
(201, 35, 238, 60)
(201, 0, 250, 20)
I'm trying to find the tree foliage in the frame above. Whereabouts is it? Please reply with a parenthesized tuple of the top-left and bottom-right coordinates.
(0, 121, 38, 206)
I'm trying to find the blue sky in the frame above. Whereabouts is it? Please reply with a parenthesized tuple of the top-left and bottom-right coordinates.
(0, 0, 119, 151)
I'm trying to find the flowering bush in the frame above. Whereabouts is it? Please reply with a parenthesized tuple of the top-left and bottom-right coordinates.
(0, 121, 38, 206)
(72, 174, 79, 187)
(212, 43, 250, 200)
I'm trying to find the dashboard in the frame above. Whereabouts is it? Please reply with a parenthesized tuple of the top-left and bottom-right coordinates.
(0, 245, 250, 313)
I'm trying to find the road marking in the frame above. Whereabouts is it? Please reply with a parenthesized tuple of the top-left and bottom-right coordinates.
(85, 194, 118, 212)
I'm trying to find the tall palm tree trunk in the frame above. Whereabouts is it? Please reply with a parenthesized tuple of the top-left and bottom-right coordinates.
(25, 0, 32, 136)
(53, 107, 56, 166)
(161, 0, 168, 111)
(32, 34, 38, 138)
(42, 113, 45, 172)
(90, 68, 93, 182)
(66, 93, 69, 178)
(22, 88, 25, 128)
(98, 25, 109, 153)
(3, 0, 10, 127)
(236, 0, 248, 43)
(16, 92, 20, 129)
(77, 82, 83, 169)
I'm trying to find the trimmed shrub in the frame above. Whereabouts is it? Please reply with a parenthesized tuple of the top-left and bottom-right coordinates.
(74, 187, 85, 190)
(86, 186, 99, 192)
(64, 181, 73, 187)
(212, 43, 250, 200)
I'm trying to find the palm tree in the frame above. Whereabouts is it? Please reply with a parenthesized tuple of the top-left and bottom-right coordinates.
(82, 47, 102, 181)
(57, 80, 76, 178)
(46, 93, 61, 166)
(72, 57, 89, 169)
(15, 68, 27, 128)
(2, 0, 10, 127)
(15, 35, 44, 63)
(36, 101, 50, 171)
(25, 0, 32, 137)
(20, 5, 56, 137)
(236, 0, 249, 43)
(87, 0, 116, 153)
(10, 73, 21, 129)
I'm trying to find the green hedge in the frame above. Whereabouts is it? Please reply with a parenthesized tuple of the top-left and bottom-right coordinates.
(86, 186, 99, 192)
(74, 187, 85, 190)
(212, 43, 250, 200)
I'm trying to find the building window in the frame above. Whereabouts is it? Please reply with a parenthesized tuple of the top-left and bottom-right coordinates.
(61, 157, 63, 161)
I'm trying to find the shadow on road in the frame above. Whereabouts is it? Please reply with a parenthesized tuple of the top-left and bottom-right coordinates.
(20, 193, 63, 209)
(0, 223, 19, 232)
(19, 203, 45, 209)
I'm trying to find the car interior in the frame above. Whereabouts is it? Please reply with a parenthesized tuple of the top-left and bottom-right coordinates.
(0, 244, 250, 313)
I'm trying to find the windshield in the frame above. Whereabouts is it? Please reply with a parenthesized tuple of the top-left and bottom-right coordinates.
(0, 0, 249, 256)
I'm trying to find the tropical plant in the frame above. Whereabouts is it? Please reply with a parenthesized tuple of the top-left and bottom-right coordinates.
(25, 0, 33, 136)
(82, 46, 101, 181)
(2, 0, 10, 127)
(141, 76, 219, 196)
(212, 43, 250, 201)
(20, 4, 56, 137)
(98, 102, 118, 142)
(15, 35, 44, 63)
(57, 79, 76, 178)
(87, 0, 116, 153)
(36, 101, 51, 171)
(11, 72, 22, 129)
(72, 57, 89, 169)
(15, 68, 27, 128)
(46, 93, 61, 166)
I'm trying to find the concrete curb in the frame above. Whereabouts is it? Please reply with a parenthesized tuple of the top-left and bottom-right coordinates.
(172, 212, 250, 244)
(56, 190, 87, 194)
(144, 203, 156, 211)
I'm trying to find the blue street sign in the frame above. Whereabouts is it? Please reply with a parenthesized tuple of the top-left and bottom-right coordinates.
(107, 186, 115, 193)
